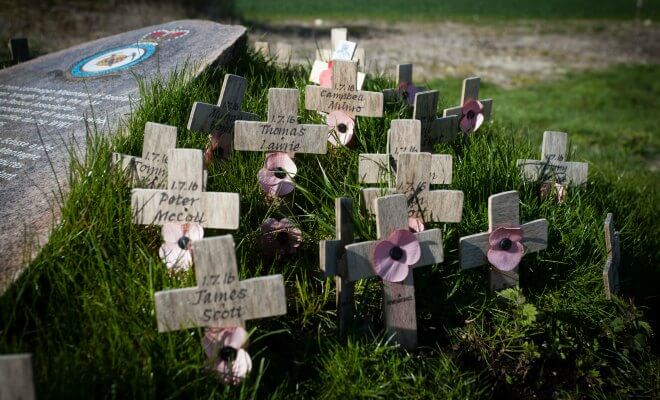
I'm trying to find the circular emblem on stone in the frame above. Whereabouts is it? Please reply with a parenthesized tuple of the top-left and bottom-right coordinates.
(70, 43, 157, 78)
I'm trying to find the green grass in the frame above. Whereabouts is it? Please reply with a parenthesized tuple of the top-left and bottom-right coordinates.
(0, 53, 658, 398)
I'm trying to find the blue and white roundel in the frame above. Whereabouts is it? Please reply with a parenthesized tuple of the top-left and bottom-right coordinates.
(70, 43, 157, 78)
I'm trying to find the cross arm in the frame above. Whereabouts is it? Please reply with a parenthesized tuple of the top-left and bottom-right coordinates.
(320, 239, 342, 276)
(238, 275, 287, 321)
(358, 153, 390, 184)
(443, 99, 493, 120)
(424, 190, 464, 223)
(188, 102, 259, 134)
(517, 159, 589, 185)
(234, 121, 328, 154)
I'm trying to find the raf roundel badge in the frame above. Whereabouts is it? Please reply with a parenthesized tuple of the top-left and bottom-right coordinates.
(70, 43, 157, 78)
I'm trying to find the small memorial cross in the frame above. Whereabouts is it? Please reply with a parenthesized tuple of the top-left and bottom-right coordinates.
(442, 77, 493, 132)
(305, 60, 383, 119)
(413, 90, 460, 150)
(112, 122, 177, 189)
(254, 41, 270, 58)
(253, 42, 292, 65)
(359, 119, 463, 224)
(345, 194, 444, 350)
(131, 148, 239, 229)
(383, 64, 426, 104)
(154, 234, 287, 331)
(603, 213, 621, 300)
(459, 191, 548, 291)
(0, 353, 36, 400)
(234, 88, 328, 155)
(319, 197, 355, 336)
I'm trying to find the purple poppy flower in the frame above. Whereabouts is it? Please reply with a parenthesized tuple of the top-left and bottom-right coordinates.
(257, 152, 297, 197)
(259, 218, 303, 256)
(158, 222, 204, 271)
(486, 226, 524, 271)
(203, 327, 252, 385)
(326, 110, 355, 147)
(373, 229, 421, 282)
(460, 99, 485, 134)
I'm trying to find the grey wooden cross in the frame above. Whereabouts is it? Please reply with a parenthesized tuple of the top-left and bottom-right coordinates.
(305, 60, 383, 119)
(413, 90, 460, 151)
(459, 191, 548, 291)
(603, 213, 621, 300)
(154, 234, 287, 332)
(131, 149, 239, 229)
(319, 197, 355, 336)
(112, 122, 177, 189)
(442, 76, 493, 127)
(253, 42, 292, 65)
(345, 194, 444, 350)
(517, 131, 589, 186)
(0, 354, 36, 400)
(234, 88, 328, 155)
(359, 119, 463, 223)
(383, 64, 425, 104)
(254, 41, 270, 58)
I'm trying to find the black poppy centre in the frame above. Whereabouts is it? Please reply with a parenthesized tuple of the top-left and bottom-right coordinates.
(499, 238, 512, 251)
(178, 235, 191, 250)
(389, 246, 404, 261)
(273, 167, 287, 179)
(219, 346, 237, 362)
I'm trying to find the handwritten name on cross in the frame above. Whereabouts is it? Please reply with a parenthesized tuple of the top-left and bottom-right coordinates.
(234, 88, 328, 154)
(319, 197, 355, 336)
(154, 235, 286, 331)
(344, 194, 444, 350)
(413, 90, 460, 151)
(305, 60, 383, 119)
(442, 76, 493, 126)
(0, 354, 36, 400)
(459, 191, 548, 291)
(603, 213, 621, 300)
(358, 119, 463, 223)
(112, 122, 177, 189)
(517, 131, 589, 185)
(131, 149, 239, 229)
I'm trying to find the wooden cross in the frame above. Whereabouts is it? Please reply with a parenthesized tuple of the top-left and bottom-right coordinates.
(154, 234, 287, 332)
(254, 42, 292, 65)
(383, 64, 425, 103)
(112, 122, 177, 189)
(442, 77, 493, 125)
(413, 90, 459, 151)
(319, 197, 355, 336)
(358, 119, 463, 223)
(603, 213, 621, 300)
(344, 194, 444, 350)
(131, 148, 239, 229)
(517, 131, 589, 185)
(305, 60, 383, 119)
(0, 354, 36, 400)
(459, 191, 548, 291)
(234, 88, 328, 155)
(187, 74, 259, 144)
(254, 41, 270, 58)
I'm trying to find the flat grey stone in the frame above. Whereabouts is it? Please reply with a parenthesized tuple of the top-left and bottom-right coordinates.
(0, 20, 246, 292)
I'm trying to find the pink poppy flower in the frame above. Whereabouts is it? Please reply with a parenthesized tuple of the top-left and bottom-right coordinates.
(204, 132, 232, 167)
(459, 99, 485, 134)
(398, 82, 420, 106)
(202, 327, 252, 385)
(373, 229, 421, 282)
(257, 152, 297, 197)
(540, 182, 567, 204)
(326, 111, 355, 146)
(259, 218, 303, 256)
(320, 61, 333, 88)
(408, 217, 425, 233)
(486, 226, 524, 271)
(158, 223, 204, 271)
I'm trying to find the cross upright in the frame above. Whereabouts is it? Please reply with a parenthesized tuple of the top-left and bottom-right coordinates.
(413, 90, 460, 151)
(309, 41, 365, 90)
(459, 191, 548, 291)
(358, 119, 464, 223)
(442, 76, 493, 126)
(154, 234, 287, 332)
(305, 60, 383, 119)
(603, 213, 621, 300)
(234, 88, 328, 155)
(344, 194, 444, 350)
(0, 354, 36, 400)
(319, 197, 355, 336)
(112, 122, 177, 189)
(383, 64, 425, 103)
(131, 148, 239, 229)
(254, 41, 270, 58)
(517, 131, 589, 186)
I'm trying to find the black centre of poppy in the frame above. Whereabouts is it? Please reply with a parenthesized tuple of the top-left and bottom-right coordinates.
(499, 238, 512, 251)
(467, 110, 475, 120)
(177, 236, 191, 250)
(337, 123, 348, 133)
(219, 346, 237, 362)
(274, 167, 287, 179)
(389, 246, 404, 261)
(276, 230, 289, 245)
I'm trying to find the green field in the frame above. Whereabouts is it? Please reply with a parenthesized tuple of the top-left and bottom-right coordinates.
(0, 53, 658, 398)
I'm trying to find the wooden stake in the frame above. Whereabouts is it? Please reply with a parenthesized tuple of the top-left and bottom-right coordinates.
(517, 131, 589, 186)
(603, 213, 621, 299)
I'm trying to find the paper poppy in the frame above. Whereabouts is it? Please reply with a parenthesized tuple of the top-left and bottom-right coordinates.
(202, 327, 252, 385)
(326, 111, 355, 146)
(320, 61, 333, 88)
(158, 222, 204, 271)
(259, 218, 303, 256)
(398, 82, 420, 106)
(373, 229, 421, 282)
(459, 99, 485, 134)
(204, 132, 232, 167)
(408, 217, 425, 233)
(486, 226, 524, 271)
(257, 152, 297, 197)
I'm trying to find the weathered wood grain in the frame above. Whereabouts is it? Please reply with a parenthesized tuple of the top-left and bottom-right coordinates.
(517, 131, 589, 186)
(0, 354, 35, 400)
(603, 213, 621, 299)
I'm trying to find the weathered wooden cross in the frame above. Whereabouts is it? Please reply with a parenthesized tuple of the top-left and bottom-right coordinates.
(344, 194, 444, 350)
(234, 88, 328, 155)
(305, 60, 383, 119)
(319, 197, 355, 336)
(459, 191, 548, 291)
(154, 234, 287, 332)
(131, 148, 239, 229)
(383, 64, 425, 103)
(603, 213, 621, 300)
(413, 90, 460, 150)
(0, 353, 36, 400)
(359, 119, 463, 223)
(517, 131, 589, 186)
(442, 76, 493, 127)
(112, 122, 177, 189)
(253, 42, 292, 65)
(254, 41, 270, 58)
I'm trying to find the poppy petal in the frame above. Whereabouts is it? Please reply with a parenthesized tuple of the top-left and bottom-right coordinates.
(161, 223, 183, 243)
(387, 229, 422, 265)
(185, 223, 204, 242)
(487, 242, 524, 271)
